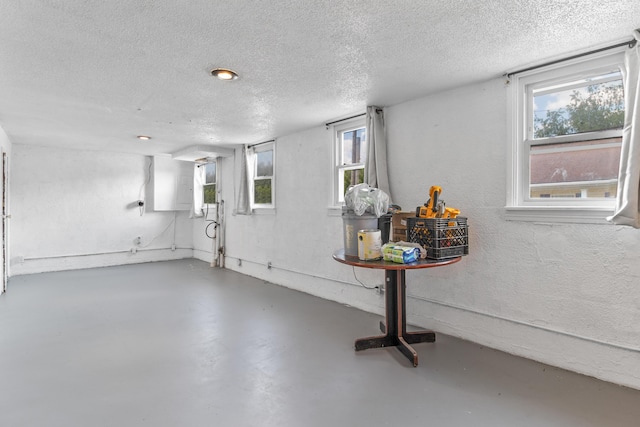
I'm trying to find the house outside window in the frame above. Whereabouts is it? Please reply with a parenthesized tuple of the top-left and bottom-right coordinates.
(333, 119, 367, 205)
(203, 162, 216, 204)
(251, 142, 275, 208)
(507, 49, 625, 223)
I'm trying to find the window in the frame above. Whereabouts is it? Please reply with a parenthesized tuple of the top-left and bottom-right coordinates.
(251, 142, 275, 208)
(333, 119, 367, 205)
(203, 162, 216, 204)
(507, 50, 625, 222)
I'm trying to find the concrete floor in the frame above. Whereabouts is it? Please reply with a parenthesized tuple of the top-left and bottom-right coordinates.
(1, 259, 639, 427)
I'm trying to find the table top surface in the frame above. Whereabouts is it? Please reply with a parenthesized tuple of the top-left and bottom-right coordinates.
(332, 248, 461, 270)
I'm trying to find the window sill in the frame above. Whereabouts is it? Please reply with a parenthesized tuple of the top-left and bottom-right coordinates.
(504, 206, 614, 224)
(327, 206, 343, 217)
(251, 207, 276, 215)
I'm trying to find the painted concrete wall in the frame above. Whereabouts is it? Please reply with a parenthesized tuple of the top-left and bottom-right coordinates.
(0, 126, 11, 156)
(192, 201, 220, 264)
(10, 145, 193, 275)
(221, 78, 640, 390)
(0, 126, 12, 282)
(222, 126, 384, 305)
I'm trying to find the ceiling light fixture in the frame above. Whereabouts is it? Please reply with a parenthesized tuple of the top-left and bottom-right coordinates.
(137, 135, 151, 140)
(210, 68, 239, 81)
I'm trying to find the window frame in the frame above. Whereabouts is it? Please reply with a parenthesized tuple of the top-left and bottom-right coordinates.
(331, 117, 367, 207)
(506, 49, 626, 224)
(250, 142, 275, 209)
(202, 161, 217, 205)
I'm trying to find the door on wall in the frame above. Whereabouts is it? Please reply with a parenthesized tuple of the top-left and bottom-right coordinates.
(1, 152, 6, 293)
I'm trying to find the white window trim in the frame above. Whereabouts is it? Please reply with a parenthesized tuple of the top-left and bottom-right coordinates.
(250, 141, 275, 210)
(329, 116, 366, 210)
(506, 48, 625, 224)
(202, 161, 218, 207)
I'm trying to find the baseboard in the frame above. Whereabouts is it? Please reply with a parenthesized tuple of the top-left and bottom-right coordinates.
(193, 249, 213, 263)
(408, 299, 640, 390)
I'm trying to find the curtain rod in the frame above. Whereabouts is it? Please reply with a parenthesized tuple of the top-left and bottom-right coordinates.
(324, 108, 384, 129)
(325, 113, 366, 129)
(247, 139, 275, 149)
(505, 38, 637, 78)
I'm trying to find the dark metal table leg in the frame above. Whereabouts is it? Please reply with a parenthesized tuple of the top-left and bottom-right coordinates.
(395, 270, 419, 366)
(396, 337, 419, 367)
(354, 268, 436, 367)
(398, 268, 436, 351)
(404, 331, 436, 344)
(354, 270, 397, 351)
(355, 335, 398, 350)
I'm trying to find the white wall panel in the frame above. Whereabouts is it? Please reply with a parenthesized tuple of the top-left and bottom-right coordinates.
(10, 145, 193, 274)
(150, 156, 192, 211)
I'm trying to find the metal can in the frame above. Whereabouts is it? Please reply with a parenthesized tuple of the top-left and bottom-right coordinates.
(357, 229, 382, 261)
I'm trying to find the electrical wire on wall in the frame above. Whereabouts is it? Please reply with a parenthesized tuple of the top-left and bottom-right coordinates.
(204, 203, 219, 239)
(140, 212, 177, 249)
(352, 267, 382, 290)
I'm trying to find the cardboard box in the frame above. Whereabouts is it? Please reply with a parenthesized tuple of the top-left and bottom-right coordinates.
(391, 211, 415, 242)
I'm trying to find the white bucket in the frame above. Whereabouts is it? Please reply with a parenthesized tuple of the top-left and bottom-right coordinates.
(358, 229, 382, 261)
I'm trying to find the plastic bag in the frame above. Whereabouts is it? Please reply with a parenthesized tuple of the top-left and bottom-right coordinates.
(344, 183, 390, 217)
(393, 241, 426, 259)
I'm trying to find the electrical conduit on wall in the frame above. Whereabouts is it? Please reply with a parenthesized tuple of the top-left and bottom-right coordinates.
(222, 254, 640, 354)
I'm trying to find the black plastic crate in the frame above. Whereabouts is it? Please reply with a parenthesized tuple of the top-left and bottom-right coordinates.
(407, 217, 469, 259)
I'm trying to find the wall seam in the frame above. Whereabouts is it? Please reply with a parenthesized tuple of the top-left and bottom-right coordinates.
(22, 247, 194, 261)
(407, 293, 640, 353)
(224, 254, 363, 288)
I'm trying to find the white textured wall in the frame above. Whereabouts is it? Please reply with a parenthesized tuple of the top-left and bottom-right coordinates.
(0, 126, 12, 281)
(385, 78, 640, 389)
(221, 78, 640, 390)
(0, 126, 10, 155)
(221, 126, 386, 306)
(10, 145, 193, 274)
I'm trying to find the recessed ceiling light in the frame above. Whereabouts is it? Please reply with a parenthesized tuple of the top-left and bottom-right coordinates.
(137, 135, 151, 140)
(210, 68, 239, 81)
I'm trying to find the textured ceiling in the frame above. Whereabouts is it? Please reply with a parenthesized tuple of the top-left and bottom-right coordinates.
(0, 1, 639, 156)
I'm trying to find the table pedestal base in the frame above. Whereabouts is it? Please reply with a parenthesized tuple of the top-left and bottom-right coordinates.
(354, 269, 436, 367)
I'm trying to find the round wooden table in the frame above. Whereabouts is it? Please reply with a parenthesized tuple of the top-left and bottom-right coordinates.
(333, 248, 461, 366)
